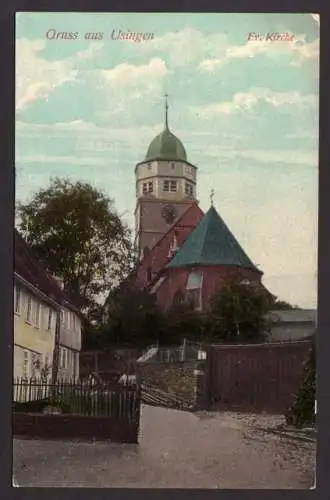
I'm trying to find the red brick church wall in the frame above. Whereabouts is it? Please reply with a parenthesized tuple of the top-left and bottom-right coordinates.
(135, 203, 204, 288)
(156, 265, 263, 311)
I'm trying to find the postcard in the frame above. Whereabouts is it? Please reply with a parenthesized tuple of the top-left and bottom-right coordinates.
(14, 12, 319, 488)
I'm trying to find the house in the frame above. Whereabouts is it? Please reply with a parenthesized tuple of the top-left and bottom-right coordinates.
(58, 301, 82, 380)
(14, 229, 81, 381)
(267, 309, 317, 342)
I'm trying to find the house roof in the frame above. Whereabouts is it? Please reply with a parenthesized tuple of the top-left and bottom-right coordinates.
(267, 309, 317, 324)
(14, 228, 74, 308)
(167, 205, 261, 272)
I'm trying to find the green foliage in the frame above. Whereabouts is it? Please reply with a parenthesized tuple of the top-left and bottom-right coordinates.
(206, 279, 271, 342)
(94, 286, 164, 347)
(164, 302, 205, 344)
(18, 178, 135, 316)
(272, 299, 300, 310)
(286, 341, 316, 428)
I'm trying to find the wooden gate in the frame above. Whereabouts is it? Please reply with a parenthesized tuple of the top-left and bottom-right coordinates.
(206, 341, 311, 413)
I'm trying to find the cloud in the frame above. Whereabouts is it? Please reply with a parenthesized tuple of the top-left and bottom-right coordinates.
(15, 153, 109, 166)
(16, 119, 163, 145)
(137, 28, 227, 68)
(16, 39, 78, 111)
(100, 58, 168, 87)
(16, 38, 168, 115)
(193, 88, 318, 118)
(203, 147, 318, 167)
(198, 35, 319, 72)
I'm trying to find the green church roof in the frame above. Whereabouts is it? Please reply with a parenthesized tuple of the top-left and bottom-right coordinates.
(145, 129, 187, 162)
(145, 94, 187, 162)
(167, 205, 260, 272)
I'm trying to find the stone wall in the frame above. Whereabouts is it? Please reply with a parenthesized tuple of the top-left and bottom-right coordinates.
(13, 412, 140, 443)
(137, 361, 199, 402)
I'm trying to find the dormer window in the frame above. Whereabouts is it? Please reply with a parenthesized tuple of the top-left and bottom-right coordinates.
(163, 180, 177, 192)
(142, 181, 153, 194)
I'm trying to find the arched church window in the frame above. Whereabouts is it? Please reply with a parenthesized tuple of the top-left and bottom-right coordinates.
(143, 246, 150, 259)
(186, 270, 203, 290)
(185, 270, 203, 310)
(173, 290, 184, 306)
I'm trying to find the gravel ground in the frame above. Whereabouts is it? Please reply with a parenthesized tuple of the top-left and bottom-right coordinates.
(13, 405, 315, 488)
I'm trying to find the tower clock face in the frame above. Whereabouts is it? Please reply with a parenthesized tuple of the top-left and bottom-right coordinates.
(161, 204, 178, 224)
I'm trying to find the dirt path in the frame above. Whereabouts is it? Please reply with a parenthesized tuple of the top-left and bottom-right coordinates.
(13, 405, 315, 488)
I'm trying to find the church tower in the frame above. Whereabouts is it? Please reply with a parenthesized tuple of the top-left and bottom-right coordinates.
(134, 95, 198, 258)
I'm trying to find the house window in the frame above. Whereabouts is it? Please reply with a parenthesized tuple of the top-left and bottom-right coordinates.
(48, 309, 52, 330)
(171, 163, 175, 169)
(163, 180, 177, 192)
(23, 351, 29, 378)
(26, 295, 32, 323)
(147, 163, 152, 169)
(185, 183, 193, 196)
(14, 286, 21, 314)
(142, 181, 153, 194)
(31, 352, 41, 378)
(73, 352, 78, 379)
(34, 301, 40, 327)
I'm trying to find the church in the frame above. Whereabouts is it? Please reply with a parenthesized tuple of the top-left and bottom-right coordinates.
(131, 96, 269, 311)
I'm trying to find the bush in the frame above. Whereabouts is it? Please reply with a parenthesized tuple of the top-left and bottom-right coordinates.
(285, 341, 316, 428)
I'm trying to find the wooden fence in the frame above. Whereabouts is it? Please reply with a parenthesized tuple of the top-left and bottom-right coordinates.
(205, 341, 311, 413)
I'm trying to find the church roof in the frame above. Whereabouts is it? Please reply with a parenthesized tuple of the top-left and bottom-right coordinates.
(145, 95, 187, 162)
(167, 205, 261, 272)
(145, 129, 187, 162)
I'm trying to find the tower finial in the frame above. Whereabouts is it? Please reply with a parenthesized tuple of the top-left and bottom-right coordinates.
(210, 189, 215, 206)
(164, 93, 169, 129)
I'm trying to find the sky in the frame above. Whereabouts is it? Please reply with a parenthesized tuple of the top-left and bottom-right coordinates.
(15, 13, 319, 309)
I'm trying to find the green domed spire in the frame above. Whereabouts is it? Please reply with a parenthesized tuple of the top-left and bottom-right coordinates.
(145, 95, 187, 162)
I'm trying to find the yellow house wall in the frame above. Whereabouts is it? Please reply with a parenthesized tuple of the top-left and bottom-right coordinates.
(14, 313, 55, 357)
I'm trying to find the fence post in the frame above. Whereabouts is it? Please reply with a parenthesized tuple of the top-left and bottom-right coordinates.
(193, 360, 206, 410)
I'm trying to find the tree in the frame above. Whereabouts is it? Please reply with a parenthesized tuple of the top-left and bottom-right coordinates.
(18, 178, 135, 317)
(206, 279, 271, 342)
(272, 299, 300, 310)
(286, 338, 316, 427)
(164, 301, 205, 344)
(98, 286, 164, 347)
